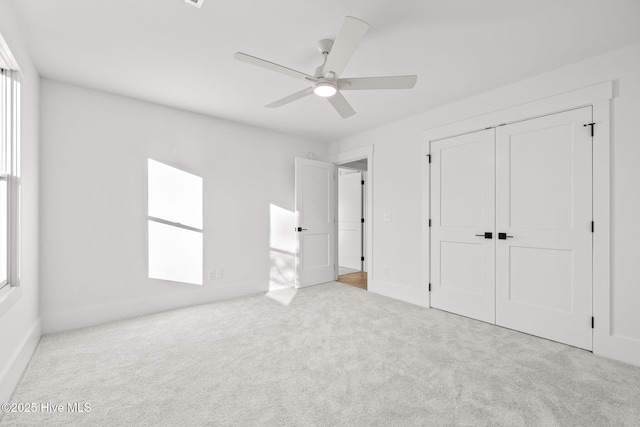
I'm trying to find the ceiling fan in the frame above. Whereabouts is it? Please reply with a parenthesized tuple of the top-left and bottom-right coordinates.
(234, 16, 418, 118)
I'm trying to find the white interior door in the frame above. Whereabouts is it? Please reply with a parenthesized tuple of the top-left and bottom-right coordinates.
(338, 171, 362, 271)
(430, 129, 496, 324)
(495, 107, 593, 350)
(295, 157, 337, 288)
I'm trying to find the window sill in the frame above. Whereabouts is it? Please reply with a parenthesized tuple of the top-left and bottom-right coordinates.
(0, 285, 22, 319)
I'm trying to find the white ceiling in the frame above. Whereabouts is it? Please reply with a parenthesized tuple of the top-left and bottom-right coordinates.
(11, 0, 640, 142)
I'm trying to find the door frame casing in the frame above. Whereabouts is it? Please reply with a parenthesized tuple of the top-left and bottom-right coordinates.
(329, 145, 374, 285)
(422, 81, 612, 359)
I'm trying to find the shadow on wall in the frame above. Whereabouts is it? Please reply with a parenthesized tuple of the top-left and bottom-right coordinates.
(267, 204, 297, 305)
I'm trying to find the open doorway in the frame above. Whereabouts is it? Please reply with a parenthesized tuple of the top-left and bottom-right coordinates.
(337, 159, 368, 290)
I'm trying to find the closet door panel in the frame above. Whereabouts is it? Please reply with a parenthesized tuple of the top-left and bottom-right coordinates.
(495, 107, 593, 350)
(430, 129, 495, 324)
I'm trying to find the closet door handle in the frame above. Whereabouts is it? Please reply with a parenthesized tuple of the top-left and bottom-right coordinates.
(498, 232, 513, 240)
(475, 232, 493, 239)
(295, 227, 308, 232)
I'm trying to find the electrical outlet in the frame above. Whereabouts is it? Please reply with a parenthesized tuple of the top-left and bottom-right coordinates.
(208, 270, 216, 280)
(383, 212, 392, 222)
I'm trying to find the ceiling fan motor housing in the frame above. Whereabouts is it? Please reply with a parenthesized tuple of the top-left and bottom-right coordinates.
(234, 16, 417, 119)
(317, 39, 334, 55)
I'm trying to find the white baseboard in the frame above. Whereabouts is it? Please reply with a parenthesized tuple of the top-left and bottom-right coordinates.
(596, 335, 640, 368)
(42, 281, 265, 334)
(0, 319, 41, 402)
(368, 279, 429, 308)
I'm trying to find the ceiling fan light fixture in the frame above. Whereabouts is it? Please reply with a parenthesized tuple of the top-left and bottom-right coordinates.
(313, 82, 337, 97)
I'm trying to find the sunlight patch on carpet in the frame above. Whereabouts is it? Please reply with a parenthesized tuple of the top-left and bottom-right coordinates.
(265, 287, 298, 305)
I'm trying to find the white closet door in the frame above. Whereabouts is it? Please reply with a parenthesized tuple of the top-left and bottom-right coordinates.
(430, 129, 496, 324)
(495, 107, 593, 350)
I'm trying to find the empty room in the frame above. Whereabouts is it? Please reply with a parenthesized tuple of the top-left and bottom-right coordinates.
(1, 0, 640, 425)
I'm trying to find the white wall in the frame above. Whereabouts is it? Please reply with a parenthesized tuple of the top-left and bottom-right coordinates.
(0, 2, 41, 401)
(333, 41, 640, 366)
(40, 80, 327, 333)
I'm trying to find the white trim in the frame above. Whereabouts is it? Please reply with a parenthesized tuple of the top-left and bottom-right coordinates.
(368, 278, 429, 307)
(422, 82, 620, 363)
(608, 335, 640, 367)
(329, 146, 374, 284)
(588, 99, 640, 367)
(42, 280, 264, 334)
(592, 99, 611, 360)
(425, 81, 612, 142)
(0, 33, 19, 71)
(0, 318, 40, 402)
(421, 141, 431, 307)
(0, 67, 21, 295)
(0, 286, 21, 319)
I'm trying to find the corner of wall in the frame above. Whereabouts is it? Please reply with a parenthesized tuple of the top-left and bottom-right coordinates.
(0, 0, 43, 402)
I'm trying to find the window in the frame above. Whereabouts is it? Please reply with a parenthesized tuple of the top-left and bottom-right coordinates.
(0, 175, 7, 288)
(147, 159, 203, 285)
(0, 66, 20, 292)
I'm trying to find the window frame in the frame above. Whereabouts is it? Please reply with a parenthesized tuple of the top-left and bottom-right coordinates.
(147, 158, 204, 285)
(0, 66, 20, 294)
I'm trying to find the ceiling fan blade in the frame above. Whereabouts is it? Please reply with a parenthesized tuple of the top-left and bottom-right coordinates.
(234, 52, 318, 82)
(327, 91, 356, 118)
(265, 87, 314, 108)
(338, 75, 418, 90)
(322, 16, 369, 79)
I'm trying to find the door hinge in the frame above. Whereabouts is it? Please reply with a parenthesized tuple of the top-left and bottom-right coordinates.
(426, 154, 431, 163)
(361, 218, 365, 223)
(584, 122, 596, 137)
(428, 283, 431, 292)
(591, 316, 594, 329)
(361, 256, 365, 262)
(591, 221, 594, 233)
(429, 219, 432, 227)
(361, 180, 365, 185)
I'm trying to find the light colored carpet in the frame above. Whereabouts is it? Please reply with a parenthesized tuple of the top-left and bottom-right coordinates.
(2, 282, 640, 426)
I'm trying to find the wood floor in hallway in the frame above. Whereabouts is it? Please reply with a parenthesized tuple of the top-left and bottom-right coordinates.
(337, 271, 367, 290)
